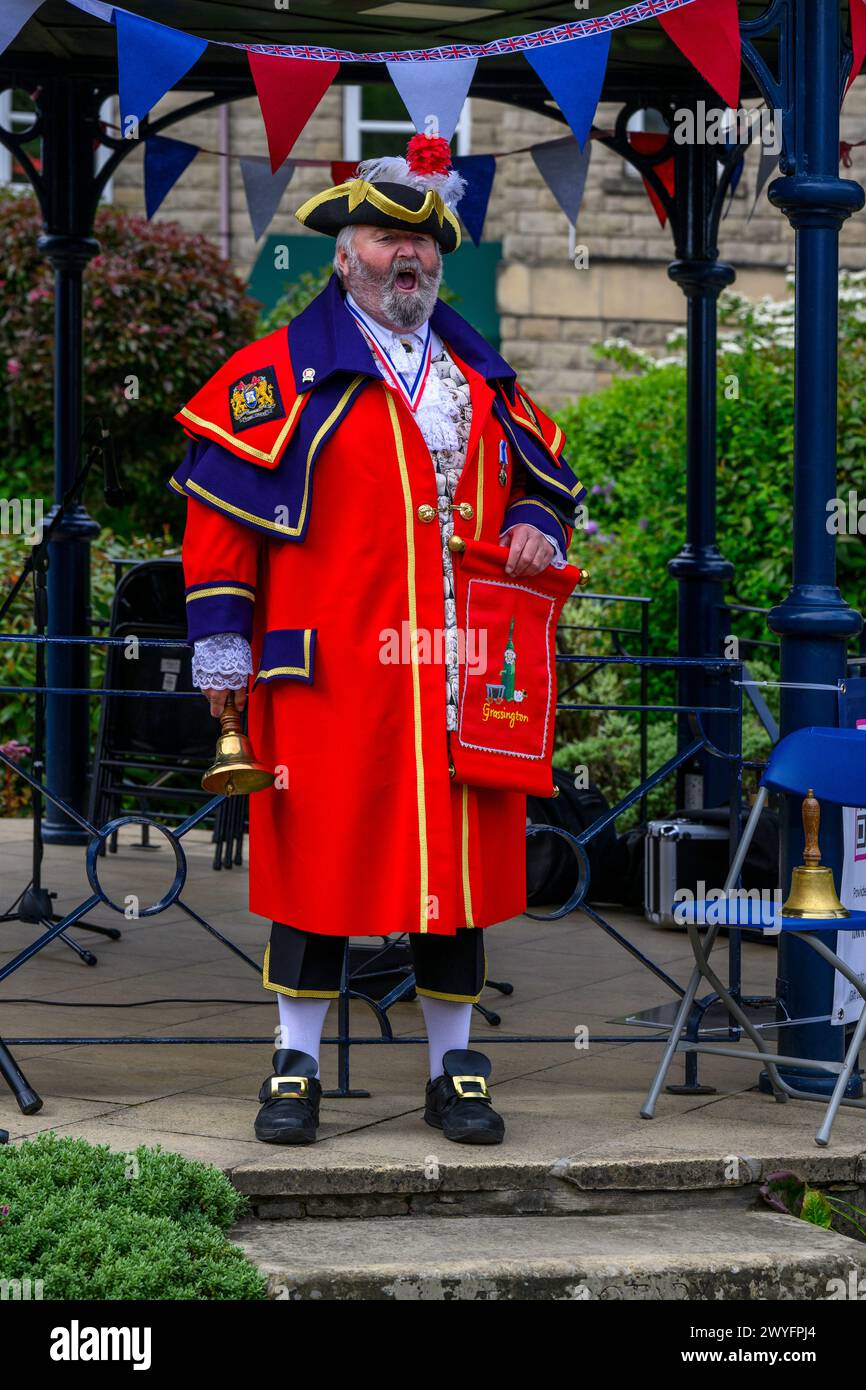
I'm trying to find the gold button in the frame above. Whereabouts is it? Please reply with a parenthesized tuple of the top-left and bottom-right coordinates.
(417, 503, 437, 524)
(452, 501, 474, 520)
(447, 535, 465, 554)
(578, 568, 591, 587)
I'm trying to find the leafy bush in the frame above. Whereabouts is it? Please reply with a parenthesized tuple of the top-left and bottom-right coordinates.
(1, 188, 260, 542)
(0, 1132, 265, 1300)
(550, 273, 866, 816)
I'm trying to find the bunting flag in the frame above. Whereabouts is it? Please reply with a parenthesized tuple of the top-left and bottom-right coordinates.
(143, 134, 199, 219)
(659, 0, 741, 110)
(0, 0, 43, 59)
(452, 155, 496, 246)
(114, 8, 207, 127)
(847, 0, 866, 97)
(330, 161, 359, 184)
(531, 136, 592, 227)
(247, 52, 339, 173)
(67, 0, 114, 18)
(386, 57, 477, 142)
(628, 132, 676, 228)
(240, 156, 296, 241)
(524, 32, 612, 152)
(747, 142, 780, 222)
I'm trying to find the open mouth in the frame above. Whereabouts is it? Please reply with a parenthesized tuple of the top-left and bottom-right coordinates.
(394, 268, 419, 292)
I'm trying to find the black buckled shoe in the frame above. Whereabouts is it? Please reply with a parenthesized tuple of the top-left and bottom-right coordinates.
(424, 1048, 505, 1145)
(254, 1049, 322, 1145)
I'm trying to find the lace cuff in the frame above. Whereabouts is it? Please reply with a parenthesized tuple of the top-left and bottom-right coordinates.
(499, 524, 567, 569)
(191, 632, 253, 690)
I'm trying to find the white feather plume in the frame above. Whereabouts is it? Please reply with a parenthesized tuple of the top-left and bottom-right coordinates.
(354, 154, 467, 211)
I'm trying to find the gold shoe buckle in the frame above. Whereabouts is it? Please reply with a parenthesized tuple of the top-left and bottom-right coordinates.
(270, 1076, 309, 1099)
(452, 1074, 489, 1099)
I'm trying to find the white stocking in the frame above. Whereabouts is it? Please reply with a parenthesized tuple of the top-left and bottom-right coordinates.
(276, 995, 331, 1078)
(418, 995, 473, 1081)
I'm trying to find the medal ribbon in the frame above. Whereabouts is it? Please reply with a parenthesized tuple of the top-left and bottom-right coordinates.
(346, 304, 433, 414)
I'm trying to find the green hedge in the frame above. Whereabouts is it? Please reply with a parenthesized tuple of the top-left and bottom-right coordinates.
(0, 1133, 265, 1300)
(550, 276, 866, 818)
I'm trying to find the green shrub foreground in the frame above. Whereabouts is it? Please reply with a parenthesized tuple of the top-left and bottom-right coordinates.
(0, 1133, 266, 1300)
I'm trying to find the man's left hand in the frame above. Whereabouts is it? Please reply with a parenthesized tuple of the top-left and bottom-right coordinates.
(500, 524, 556, 576)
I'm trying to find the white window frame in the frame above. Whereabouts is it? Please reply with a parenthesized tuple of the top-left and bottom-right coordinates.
(0, 88, 37, 189)
(624, 107, 670, 181)
(0, 91, 114, 200)
(342, 85, 471, 160)
(96, 94, 116, 203)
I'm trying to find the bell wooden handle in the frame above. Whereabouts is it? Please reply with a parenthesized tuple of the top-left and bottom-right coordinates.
(802, 788, 822, 867)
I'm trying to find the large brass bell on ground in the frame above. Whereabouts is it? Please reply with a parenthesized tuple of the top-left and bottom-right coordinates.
(201, 690, 275, 796)
(781, 787, 850, 920)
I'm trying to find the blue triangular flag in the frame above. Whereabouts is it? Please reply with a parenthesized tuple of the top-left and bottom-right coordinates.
(452, 155, 496, 247)
(0, 0, 43, 59)
(524, 32, 611, 151)
(114, 7, 207, 127)
(144, 135, 199, 218)
(386, 57, 476, 142)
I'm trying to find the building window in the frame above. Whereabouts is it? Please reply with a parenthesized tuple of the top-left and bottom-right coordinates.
(624, 107, 670, 181)
(0, 90, 115, 200)
(0, 88, 39, 189)
(95, 95, 116, 203)
(342, 84, 471, 161)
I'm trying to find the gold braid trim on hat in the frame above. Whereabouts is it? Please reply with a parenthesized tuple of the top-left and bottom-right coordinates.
(294, 179, 462, 248)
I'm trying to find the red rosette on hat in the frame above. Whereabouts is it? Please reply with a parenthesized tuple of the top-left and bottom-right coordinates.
(406, 133, 454, 178)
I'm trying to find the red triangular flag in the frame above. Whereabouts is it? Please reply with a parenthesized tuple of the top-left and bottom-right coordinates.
(248, 53, 339, 173)
(628, 132, 675, 228)
(846, 0, 866, 96)
(659, 0, 741, 110)
(330, 161, 358, 184)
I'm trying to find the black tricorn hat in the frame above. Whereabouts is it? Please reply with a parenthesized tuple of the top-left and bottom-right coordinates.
(294, 177, 462, 253)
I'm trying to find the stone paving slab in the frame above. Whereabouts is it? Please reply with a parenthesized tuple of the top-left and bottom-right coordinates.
(231, 1210, 866, 1300)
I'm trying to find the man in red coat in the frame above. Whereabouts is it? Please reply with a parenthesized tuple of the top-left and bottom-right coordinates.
(171, 135, 586, 1146)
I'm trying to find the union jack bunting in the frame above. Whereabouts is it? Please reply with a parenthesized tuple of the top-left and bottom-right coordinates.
(222, 0, 700, 64)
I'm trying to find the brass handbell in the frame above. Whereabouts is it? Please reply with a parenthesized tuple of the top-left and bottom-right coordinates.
(201, 690, 275, 797)
(781, 787, 849, 920)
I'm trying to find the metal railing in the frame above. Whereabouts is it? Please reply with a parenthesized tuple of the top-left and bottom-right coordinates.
(0, 600, 761, 1106)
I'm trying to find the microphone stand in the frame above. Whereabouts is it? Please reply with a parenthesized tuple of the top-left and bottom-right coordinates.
(0, 419, 124, 961)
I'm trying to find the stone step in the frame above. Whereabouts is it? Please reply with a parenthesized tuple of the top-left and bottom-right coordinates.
(230, 1152, 866, 1221)
(231, 1210, 866, 1301)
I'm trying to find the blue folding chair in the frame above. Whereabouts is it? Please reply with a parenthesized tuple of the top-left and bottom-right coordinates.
(642, 727, 866, 1146)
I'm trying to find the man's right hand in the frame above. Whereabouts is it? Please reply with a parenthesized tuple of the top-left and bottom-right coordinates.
(203, 687, 247, 718)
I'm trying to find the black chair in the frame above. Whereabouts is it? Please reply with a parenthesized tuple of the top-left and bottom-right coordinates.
(88, 558, 246, 869)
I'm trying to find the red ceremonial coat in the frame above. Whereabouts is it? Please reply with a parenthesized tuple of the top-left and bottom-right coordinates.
(170, 274, 586, 936)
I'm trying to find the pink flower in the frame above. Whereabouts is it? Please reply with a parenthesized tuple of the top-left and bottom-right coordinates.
(6, 359, 21, 378)
(1, 740, 31, 762)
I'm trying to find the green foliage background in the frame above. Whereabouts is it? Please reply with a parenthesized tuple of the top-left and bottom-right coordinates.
(551, 276, 866, 821)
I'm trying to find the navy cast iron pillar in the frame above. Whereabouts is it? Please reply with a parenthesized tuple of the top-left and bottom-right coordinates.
(746, 0, 865, 1093)
(39, 78, 101, 845)
(666, 116, 738, 811)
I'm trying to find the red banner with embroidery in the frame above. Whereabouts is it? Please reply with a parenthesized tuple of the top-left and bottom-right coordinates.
(449, 538, 584, 796)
